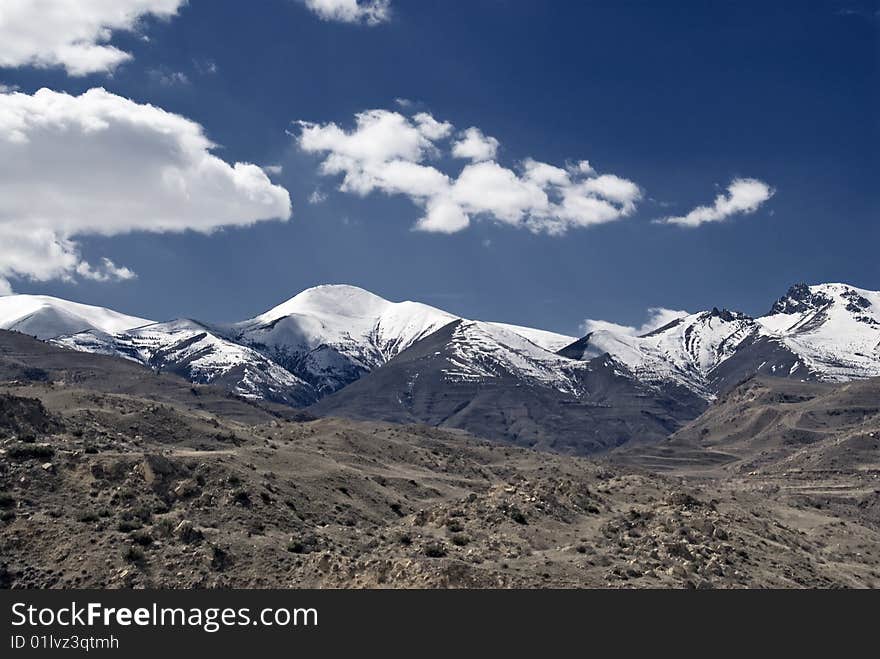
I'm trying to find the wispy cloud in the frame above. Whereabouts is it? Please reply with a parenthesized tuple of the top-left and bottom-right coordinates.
(76, 258, 137, 283)
(835, 7, 880, 20)
(149, 69, 191, 86)
(657, 178, 774, 227)
(193, 58, 219, 75)
(581, 307, 690, 337)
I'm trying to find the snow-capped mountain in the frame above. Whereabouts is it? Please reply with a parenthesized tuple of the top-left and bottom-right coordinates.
(311, 319, 704, 454)
(55, 319, 316, 406)
(0, 294, 152, 340)
(560, 283, 880, 399)
(46, 284, 577, 407)
(484, 322, 575, 353)
(758, 283, 880, 381)
(559, 307, 760, 397)
(12, 282, 879, 427)
(231, 285, 459, 394)
(440, 320, 586, 393)
(230, 284, 576, 395)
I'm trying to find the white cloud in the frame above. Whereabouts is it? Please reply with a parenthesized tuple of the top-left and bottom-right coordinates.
(413, 112, 453, 141)
(659, 178, 774, 227)
(571, 160, 595, 175)
(452, 127, 499, 162)
(299, 110, 432, 172)
(263, 165, 284, 175)
(193, 58, 218, 75)
(148, 68, 190, 86)
(0, 0, 186, 76)
(296, 108, 642, 235)
(302, 0, 391, 25)
(309, 189, 327, 204)
(76, 258, 137, 282)
(582, 307, 690, 337)
(0, 87, 291, 293)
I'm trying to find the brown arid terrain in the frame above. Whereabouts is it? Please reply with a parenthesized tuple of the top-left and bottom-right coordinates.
(1, 330, 878, 589)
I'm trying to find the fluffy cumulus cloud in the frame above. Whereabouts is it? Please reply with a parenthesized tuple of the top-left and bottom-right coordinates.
(0, 87, 291, 293)
(452, 127, 499, 162)
(296, 109, 642, 235)
(582, 307, 690, 337)
(0, 0, 186, 76)
(302, 0, 391, 25)
(659, 178, 774, 227)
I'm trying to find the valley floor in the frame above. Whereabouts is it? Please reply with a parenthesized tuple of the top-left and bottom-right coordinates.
(2, 379, 878, 589)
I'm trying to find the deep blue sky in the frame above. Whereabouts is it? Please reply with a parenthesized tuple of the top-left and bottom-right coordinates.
(4, 0, 878, 333)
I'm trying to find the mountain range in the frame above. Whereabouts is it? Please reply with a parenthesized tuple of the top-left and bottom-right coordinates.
(1, 281, 877, 454)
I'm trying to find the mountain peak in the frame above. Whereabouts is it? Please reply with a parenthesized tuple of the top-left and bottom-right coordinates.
(768, 283, 832, 316)
(766, 282, 875, 317)
(252, 284, 393, 325)
(707, 307, 749, 322)
(0, 294, 153, 339)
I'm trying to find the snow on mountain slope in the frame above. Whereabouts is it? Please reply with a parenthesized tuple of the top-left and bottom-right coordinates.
(442, 320, 586, 393)
(55, 319, 316, 405)
(234, 284, 578, 394)
(41, 284, 579, 405)
(310, 319, 708, 454)
(0, 294, 152, 339)
(486, 322, 575, 352)
(561, 308, 759, 397)
(758, 283, 880, 381)
(232, 285, 459, 393)
(26, 281, 880, 410)
(562, 283, 880, 399)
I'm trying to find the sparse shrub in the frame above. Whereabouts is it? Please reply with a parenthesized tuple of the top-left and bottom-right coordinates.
(446, 519, 465, 533)
(174, 520, 203, 544)
(76, 511, 99, 523)
(123, 545, 146, 564)
(210, 545, 233, 571)
(131, 531, 153, 547)
(424, 542, 447, 558)
(287, 540, 307, 554)
(117, 519, 142, 532)
(451, 534, 471, 547)
(0, 493, 14, 509)
(231, 489, 251, 507)
(129, 506, 154, 523)
(153, 518, 175, 538)
(8, 444, 54, 460)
